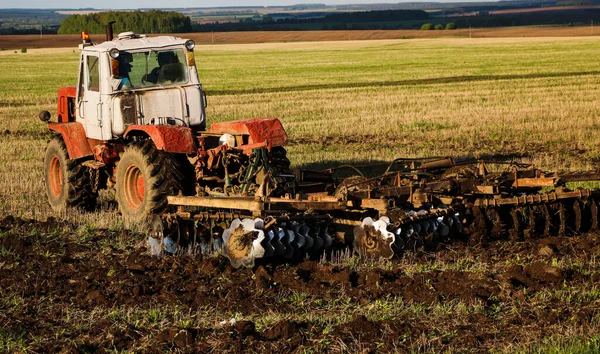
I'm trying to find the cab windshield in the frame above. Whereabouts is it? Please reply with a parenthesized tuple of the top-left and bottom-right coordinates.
(115, 48, 187, 90)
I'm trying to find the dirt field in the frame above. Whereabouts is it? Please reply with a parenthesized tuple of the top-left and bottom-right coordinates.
(2, 215, 600, 352)
(1, 26, 599, 51)
(3, 34, 600, 352)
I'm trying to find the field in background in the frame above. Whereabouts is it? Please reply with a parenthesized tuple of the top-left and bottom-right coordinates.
(3, 37, 600, 351)
(1, 26, 600, 50)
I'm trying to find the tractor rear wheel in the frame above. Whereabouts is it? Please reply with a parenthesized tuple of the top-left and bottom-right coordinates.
(115, 140, 180, 223)
(44, 137, 98, 211)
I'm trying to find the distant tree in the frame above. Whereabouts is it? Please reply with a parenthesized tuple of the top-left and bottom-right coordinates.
(446, 23, 457, 30)
(421, 23, 433, 30)
(58, 10, 192, 34)
(557, 0, 593, 5)
(324, 9, 428, 22)
(434, 24, 444, 30)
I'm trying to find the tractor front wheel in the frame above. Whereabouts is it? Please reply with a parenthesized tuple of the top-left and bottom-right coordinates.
(44, 137, 97, 211)
(116, 141, 179, 223)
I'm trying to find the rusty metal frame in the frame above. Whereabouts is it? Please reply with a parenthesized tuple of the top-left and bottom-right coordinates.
(512, 178, 558, 188)
(474, 189, 597, 207)
(207, 118, 288, 149)
(167, 195, 346, 214)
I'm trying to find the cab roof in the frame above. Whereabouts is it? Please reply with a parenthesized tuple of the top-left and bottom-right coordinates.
(81, 34, 188, 53)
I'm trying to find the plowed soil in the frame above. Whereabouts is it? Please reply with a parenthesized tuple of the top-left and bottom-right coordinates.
(1, 26, 599, 51)
(1, 215, 600, 352)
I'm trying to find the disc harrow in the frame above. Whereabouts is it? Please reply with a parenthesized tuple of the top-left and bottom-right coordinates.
(155, 156, 600, 268)
(219, 217, 336, 267)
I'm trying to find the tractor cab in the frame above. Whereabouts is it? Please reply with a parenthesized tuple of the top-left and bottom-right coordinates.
(75, 30, 206, 140)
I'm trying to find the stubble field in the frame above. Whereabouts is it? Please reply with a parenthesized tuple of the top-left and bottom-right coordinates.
(2, 37, 600, 352)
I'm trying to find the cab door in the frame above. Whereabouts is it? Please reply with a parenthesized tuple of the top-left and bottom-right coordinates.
(77, 52, 103, 140)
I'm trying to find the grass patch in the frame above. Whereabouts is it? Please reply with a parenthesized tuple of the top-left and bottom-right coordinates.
(520, 336, 600, 354)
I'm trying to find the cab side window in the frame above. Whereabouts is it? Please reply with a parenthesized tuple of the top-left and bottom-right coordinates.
(77, 60, 85, 100)
(87, 56, 100, 92)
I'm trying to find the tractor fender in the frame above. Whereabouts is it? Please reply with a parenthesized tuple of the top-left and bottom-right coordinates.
(48, 122, 93, 160)
(207, 118, 287, 148)
(123, 125, 196, 154)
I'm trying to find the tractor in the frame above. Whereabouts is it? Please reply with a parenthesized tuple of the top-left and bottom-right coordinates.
(40, 27, 296, 218)
(41, 26, 600, 268)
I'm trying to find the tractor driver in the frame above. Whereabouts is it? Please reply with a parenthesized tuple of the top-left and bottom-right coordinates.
(117, 52, 133, 90)
(144, 51, 177, 84)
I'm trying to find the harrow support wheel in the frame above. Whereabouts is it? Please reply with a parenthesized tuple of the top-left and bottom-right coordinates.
(44, 137, 97, 211)
(116, 141, 180, 223)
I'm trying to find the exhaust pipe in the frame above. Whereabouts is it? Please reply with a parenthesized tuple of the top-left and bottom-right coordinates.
(105, 21, 116, 41)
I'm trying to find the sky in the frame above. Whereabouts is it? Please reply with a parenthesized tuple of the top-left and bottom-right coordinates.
(2, 0, 488, 9)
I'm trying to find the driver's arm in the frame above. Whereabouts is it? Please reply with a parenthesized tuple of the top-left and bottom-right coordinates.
(144, 67, 160, 84)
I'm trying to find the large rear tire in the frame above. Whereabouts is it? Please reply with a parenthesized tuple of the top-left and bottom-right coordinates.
(115, 140, 180, 223)
(44, 137, 98, 211)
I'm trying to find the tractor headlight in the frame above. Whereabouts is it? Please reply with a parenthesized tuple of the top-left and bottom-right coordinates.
(185, 40, 195, 51)
(109, 48, 120, 59)
(219, 133, 236, 147)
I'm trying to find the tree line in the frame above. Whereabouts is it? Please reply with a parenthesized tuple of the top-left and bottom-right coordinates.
(58, 10, 192, 34)
(454, 9, 600, 28)
(194, 9, 429, 32)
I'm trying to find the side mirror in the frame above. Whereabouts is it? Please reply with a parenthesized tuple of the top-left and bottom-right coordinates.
(39, 111, 51, 122)
(203, 91, 208, 108)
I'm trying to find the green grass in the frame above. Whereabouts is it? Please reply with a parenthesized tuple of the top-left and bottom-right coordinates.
(519, 336, 600, 354)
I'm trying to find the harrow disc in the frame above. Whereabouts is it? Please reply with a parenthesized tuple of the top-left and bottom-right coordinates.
(353, 217, 395, 259)
(146, 213, 178, 256)
(222, 218, 266, 268)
